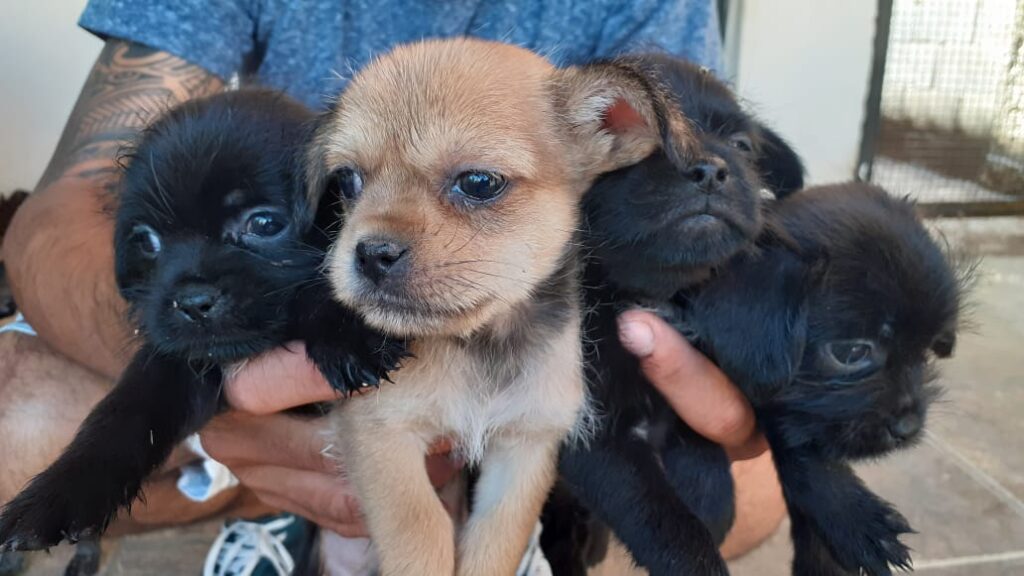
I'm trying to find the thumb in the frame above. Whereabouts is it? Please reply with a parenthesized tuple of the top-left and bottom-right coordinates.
(617, 310, 766, 460)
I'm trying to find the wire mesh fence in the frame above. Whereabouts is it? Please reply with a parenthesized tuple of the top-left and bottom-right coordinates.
(862, 0, 1024, 213)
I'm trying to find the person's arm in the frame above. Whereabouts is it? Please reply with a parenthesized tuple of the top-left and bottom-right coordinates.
(3, 40, 222, 377)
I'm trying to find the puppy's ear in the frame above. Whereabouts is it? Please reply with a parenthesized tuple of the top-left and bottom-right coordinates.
(756, 125, 805, 198)
(553, 59, 694, 176)
(304, 111, 338, 206)
(112, 219, 149, 300)
(112, 229, 135, 295)
(692, 248, 810, 401)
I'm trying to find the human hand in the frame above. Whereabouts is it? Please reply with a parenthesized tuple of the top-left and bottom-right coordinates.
(200, 343, 460, 537)
(616, 310, 768, 461)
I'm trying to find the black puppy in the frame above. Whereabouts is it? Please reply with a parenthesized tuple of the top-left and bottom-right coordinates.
(0, 89, 405, 552)
(668, 183, 964, 575)
(552, 55, 804, 576)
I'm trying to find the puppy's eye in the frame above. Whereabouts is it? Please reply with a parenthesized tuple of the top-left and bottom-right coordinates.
(729, 133, 753, 153)
(819, 339, 882, 375)
(831, 341, 872, 364)
(451, 171, 508, 203)
(129, 224, 161, 258)
(328, 167, 364, 201)
(244, 212, 287, 237)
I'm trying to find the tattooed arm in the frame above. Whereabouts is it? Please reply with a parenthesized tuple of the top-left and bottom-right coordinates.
(3, 40, 223, 377)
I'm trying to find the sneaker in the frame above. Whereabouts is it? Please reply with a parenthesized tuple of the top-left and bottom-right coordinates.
(203, 514, 315, 576)
(0, 551, 23, 576)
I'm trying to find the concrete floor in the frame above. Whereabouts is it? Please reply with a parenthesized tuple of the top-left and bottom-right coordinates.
(10, 217, 1024, 575)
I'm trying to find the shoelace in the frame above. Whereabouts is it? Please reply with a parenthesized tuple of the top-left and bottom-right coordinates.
(203, 516, 297, 576)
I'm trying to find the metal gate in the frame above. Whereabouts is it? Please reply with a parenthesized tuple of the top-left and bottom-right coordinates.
(859, 0, 1024, 216)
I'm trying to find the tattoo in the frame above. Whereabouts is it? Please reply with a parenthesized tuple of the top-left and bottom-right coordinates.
(36, 41, 223, 191)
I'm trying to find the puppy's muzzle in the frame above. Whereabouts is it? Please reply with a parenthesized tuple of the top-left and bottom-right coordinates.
(888, 413, 922, 441)
(172, 283, 227, 324)
(685, 158, 729, 193)
(888, 391, 924, 441)
(355, 237, 410, 286)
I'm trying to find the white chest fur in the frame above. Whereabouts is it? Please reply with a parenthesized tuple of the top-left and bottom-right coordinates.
(341, 312, 586, 464)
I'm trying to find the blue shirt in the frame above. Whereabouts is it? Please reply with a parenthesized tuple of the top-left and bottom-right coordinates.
(80, 0, 721, 111)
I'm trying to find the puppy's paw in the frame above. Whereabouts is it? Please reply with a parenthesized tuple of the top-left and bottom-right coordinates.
(695, 556, 730, 576)
(63, 538, 101, 576)
(306, 334, 410, 396)
(303, 323, 407, 393)
(828, 503, 913, 576)
(308, 344, 381, 396)
(0, 467, 122, 552)
(367, 333, 410, 375)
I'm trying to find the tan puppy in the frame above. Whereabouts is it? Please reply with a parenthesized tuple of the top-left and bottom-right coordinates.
(309, 39, 691, 576)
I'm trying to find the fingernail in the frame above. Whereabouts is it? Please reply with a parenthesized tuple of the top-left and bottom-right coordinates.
(618, 318, 655, 357)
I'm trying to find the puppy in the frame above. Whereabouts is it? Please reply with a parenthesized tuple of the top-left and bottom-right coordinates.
(669, 183, 965, 575)
(0, 89, 405, 551)
(308, 39, 696, 576)
(553, 54, 804, 576)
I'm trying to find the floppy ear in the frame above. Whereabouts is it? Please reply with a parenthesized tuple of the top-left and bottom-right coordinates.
(690, 248, 811, 401)
(552, 59, 694, 177)
(112, 225, 135, 296)
(756, 125, 805, 198)
(301, 115, 334, 221)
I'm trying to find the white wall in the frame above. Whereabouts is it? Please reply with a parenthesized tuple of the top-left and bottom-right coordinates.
(729, 0, 878, 184)
(0, 0, 101, 192)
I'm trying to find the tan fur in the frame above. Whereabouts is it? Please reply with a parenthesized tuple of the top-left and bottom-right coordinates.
(334, 323, 582, 575)
(312, 38, 682, 575)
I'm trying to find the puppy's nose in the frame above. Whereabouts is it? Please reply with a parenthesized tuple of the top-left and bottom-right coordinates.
(173, 284, 224, 323)
(356, 238, 409, 285)
(685, 159, 729, 190)
(889, 413, 922, 440)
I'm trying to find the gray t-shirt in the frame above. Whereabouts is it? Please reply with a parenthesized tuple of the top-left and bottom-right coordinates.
(80, 0, 721, 110)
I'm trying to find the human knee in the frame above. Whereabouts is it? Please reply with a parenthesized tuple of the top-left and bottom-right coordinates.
(0, 333, 109, 499)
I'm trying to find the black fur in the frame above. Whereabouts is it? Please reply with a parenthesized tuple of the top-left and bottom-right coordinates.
(642, 53, 805, 199)
(666, 183, 964, 575)
(551, 55, 804, 576)
(0, 265, 13, 320)
(0, 190, 30, 319)
(0, 90, 407, 552)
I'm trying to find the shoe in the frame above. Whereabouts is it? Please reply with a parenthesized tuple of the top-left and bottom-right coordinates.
(0, 551, 23, 576)
(203, 514, 315, 576)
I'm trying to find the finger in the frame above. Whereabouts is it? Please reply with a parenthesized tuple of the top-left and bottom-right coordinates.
(200, 412, 338, 473)
(617, 310, 767, 460)
(234, 465, 366, 531)
(254, 492, 368, 538)
(224, 342, 339, 415)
